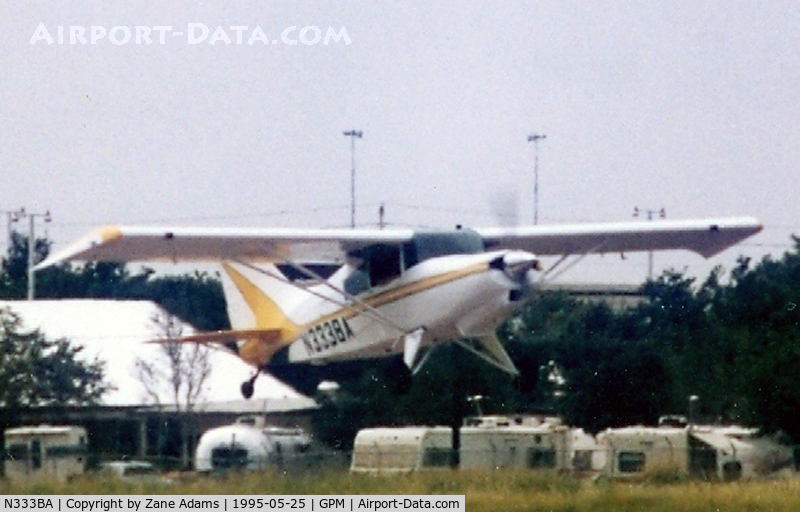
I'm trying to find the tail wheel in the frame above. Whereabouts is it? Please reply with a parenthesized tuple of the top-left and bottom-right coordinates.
(241, 373, 258, 399)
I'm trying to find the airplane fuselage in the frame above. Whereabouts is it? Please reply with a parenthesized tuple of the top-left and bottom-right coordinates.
(280, 249, 532, 366)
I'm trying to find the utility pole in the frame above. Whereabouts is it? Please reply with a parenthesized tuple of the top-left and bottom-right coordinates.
(18, 209, 51, 300)
(343, 130, 363, 228)
(633, 206, 666, 280)
(688, 394, 699, 431)
(527, 133, 546, 225)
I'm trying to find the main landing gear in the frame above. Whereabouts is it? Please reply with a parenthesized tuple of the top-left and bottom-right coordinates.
(241, 372, 259, 399)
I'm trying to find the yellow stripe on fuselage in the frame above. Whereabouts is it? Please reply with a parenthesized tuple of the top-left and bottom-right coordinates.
(361, 261, 489, 313)
(295, 261, 490, 337)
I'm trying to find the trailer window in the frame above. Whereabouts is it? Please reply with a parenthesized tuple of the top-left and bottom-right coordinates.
(46, 445, 88, 457)
(527, 447, 556, 468)
(723, 461, 742, 481)
(211, 446, 248, 470)
(422, 447, 454, 467)
(31, 440, 42, 469)
(618, 451, 646, 473)
(5, 444, 28, 461)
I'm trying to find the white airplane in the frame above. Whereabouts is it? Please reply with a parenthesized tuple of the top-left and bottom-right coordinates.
(37, 217, 762, 397)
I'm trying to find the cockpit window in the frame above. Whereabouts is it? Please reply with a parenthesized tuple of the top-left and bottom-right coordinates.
(367, 244, 402, 287)
(344, 229, 484, 296)
(345, 243, 403, 295)
(404, 229, 484, 269)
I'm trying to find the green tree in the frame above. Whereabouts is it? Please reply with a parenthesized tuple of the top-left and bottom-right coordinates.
(715, 239, 800, 437)
(0, 308, 110, 408)
(0, 231, 50, 299)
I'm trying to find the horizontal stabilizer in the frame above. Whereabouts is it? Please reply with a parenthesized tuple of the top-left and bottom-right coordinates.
(147, 328, 281, 347)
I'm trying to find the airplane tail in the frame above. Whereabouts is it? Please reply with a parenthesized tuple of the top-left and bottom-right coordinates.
(220, 261, 304, 334)
(216, 261, 306, 366)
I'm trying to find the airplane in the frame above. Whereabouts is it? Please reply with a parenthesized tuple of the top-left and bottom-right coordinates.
(36, 217, 762, 398)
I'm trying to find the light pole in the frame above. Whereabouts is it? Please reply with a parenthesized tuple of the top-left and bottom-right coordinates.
(527, 133, 546, 225)
(467, 394, 485, 418)
(688, 394, 699, 430)
(18, 209, 51, 300)
(633, 206, 666, 280)
(343, 130, 363, 228)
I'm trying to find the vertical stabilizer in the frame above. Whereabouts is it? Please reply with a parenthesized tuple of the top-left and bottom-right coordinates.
(220, 262, 304, 340)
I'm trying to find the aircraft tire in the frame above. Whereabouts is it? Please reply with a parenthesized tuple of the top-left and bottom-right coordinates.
(241, 380, 255, 399)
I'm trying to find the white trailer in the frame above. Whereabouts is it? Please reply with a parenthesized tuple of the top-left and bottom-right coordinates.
(194, 416, 312, 472)
(3, 425, 88, 483)
(598, 425, 794, 480)
(351, 419, 571, 473)
(690, 426, 793, 480)
(351, 427, 453, 473)
(599, 426, 690, 478)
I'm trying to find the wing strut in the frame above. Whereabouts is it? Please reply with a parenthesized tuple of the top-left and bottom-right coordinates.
(538, 239, 611, 283)
(410, 347, 435, 376)
(453, 335, 520, 377)
(283, 261, 410, 335)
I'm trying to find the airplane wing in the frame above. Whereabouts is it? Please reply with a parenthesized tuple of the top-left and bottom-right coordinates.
(36, 225, 415, 269)
(36, 217, 761, 269)
(477, 217, 762, 258)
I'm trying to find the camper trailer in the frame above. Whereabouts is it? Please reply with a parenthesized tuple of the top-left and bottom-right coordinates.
(194, 416, 312, 473)
(3, 425, 87, 483)
(598, 425, 793, 480)
(690, 426, 793, 480)
(351, 418, 571, 473)
(599, 426, 690, 478)
(351, 426, 453, 473)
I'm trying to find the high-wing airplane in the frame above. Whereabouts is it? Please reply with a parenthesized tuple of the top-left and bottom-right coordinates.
(37, 217, 762, 397)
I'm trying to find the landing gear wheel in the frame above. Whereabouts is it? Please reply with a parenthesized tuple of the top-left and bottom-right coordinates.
(241, 373, 258, 399)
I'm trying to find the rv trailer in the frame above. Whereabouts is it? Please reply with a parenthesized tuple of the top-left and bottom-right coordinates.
(3, 425, 87, 483)
(351, 417, 571, 473)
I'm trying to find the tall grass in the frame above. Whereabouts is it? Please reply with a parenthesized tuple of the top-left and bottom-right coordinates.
(4, 470, 800, 511)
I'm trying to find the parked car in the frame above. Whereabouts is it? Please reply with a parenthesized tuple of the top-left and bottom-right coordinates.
(101, 460, 158, 479)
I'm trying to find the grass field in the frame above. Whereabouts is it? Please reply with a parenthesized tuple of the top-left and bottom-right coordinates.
(4, 470, 800, 511)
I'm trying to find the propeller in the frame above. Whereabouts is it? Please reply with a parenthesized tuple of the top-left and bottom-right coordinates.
(489, 189, 521, 228)
(489, 252, 541, 284)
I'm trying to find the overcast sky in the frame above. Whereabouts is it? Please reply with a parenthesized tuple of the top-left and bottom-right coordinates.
(3, 2, 799, 284)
